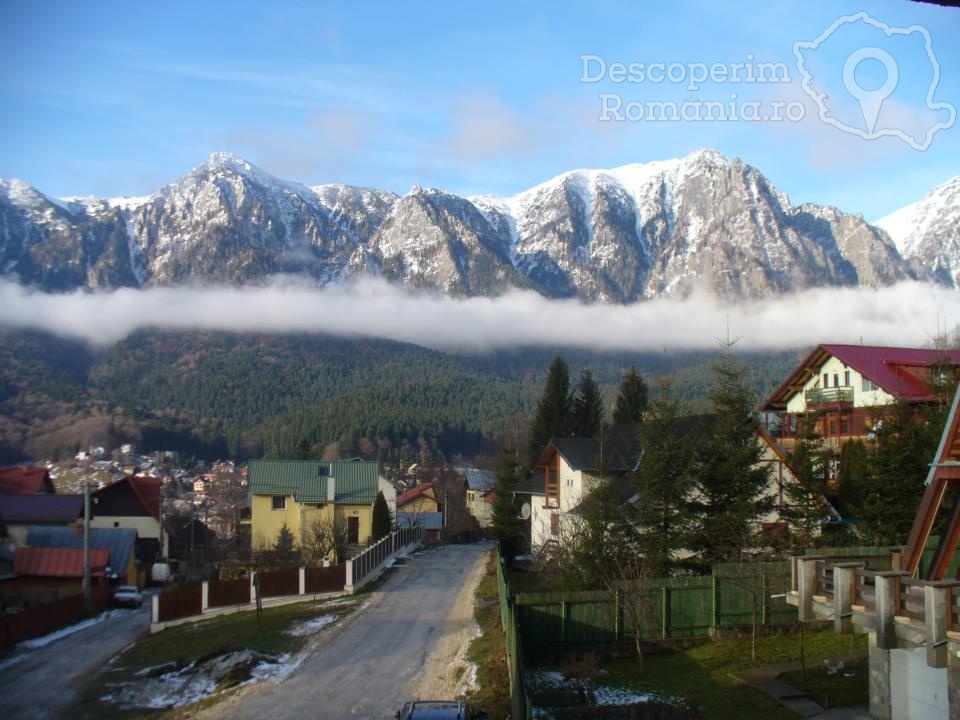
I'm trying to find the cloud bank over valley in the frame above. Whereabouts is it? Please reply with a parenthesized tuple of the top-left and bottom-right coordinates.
(0, 278, 954, 353)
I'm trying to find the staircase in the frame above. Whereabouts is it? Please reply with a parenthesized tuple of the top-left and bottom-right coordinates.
(901, 385, 960, 580)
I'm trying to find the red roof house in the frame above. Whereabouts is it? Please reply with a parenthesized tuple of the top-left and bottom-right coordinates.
(397, 482, 439, 511)
(91, 476, 168, 559)
(763, 344, 960, 411)
(761, 344, 960, 452)
(14, 546, 109, 578)
(0, 467, 56, 495)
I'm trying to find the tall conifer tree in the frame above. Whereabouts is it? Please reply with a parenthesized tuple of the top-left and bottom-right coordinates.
(528, 356, 572, 466)
(689, 345, 771, 566)
(613, 366, 649, 425)
(570, 368, 604, 438)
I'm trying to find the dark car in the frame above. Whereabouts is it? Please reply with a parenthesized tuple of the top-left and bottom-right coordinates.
(395, 701, 488, 720)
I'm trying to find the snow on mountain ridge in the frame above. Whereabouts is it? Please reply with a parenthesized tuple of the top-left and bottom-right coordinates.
(0, 148, 946, 299)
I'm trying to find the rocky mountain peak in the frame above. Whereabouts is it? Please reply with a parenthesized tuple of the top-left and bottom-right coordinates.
(0, 150, 954, 300)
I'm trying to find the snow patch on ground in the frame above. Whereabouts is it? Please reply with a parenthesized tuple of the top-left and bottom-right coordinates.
(286, 614, 338, 637)
(527, 668, 671, 716)
(593, 685, 658, 705)
(18, 609, 120, 650)
(0, 653, 27, 672)
(102, 648, 308, 711)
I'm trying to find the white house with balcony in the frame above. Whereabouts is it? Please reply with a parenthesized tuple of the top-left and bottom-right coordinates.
(762, 344, 960, 452)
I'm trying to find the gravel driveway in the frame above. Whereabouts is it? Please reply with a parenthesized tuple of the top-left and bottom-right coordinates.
(199, 542, 490, 720)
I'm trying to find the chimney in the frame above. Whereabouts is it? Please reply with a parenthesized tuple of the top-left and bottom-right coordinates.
(327, 477, 335, 503)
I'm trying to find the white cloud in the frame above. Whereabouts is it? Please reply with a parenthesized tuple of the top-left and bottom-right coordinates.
(444, 93, 537, 163)
(0, 278, 955, 353)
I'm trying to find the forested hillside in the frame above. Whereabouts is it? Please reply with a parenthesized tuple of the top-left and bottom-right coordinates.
(0, 328, 802, 463)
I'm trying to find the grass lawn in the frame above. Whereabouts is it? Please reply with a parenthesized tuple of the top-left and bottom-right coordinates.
(780, 654, 869, 710)
(465, 550, 512, 720)
(72, 596, 360, 720)
(565, 628, 868, 720)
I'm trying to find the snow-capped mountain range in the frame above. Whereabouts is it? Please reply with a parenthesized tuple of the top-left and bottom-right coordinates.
(0, 149, 954, 302)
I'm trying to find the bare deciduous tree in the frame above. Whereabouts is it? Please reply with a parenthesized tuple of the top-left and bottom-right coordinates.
(301, 515, 349, 565)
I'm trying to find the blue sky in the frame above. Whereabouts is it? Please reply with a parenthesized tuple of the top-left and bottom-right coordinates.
(0, 0, 957, 220)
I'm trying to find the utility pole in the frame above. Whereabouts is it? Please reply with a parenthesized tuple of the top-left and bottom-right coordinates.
(82, 480, 91, 614)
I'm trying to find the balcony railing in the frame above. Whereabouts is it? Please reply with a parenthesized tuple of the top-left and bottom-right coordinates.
(805, 386, 854, 406)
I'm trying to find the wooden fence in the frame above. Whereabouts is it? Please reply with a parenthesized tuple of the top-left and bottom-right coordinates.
(497, 548, 532, 720)
(158, 585, 203, 622)
(258, 568, 299, 598)
(208, 578, 250, 608)
(516, 566, 796, 656)
(306, 564, 346, 594)
(0, 586, 114, 651)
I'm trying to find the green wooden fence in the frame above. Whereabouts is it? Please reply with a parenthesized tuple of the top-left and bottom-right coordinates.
(496, 551, 532, 720)
(514, 565, 797, 655)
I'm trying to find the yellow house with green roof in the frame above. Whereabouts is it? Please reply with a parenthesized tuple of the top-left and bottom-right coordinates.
(247, 459, 387, 558)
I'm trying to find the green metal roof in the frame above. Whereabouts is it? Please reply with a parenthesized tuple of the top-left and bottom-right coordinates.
(247, 460, 381, 505)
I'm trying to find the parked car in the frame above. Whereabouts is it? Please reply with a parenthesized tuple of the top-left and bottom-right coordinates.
(112, 585, 143, 608)
(395, 701, 487, 720)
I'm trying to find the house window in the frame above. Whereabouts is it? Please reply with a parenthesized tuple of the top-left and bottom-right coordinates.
(862, 377, 879, 392)
(823, 373, 829, 388)
(271, 495, 286, 510)
(833, 373, 839, 388)
(550, 513, 559, 537)
(844, 370, 851, 386)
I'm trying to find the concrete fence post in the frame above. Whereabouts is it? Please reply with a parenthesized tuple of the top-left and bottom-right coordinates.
(346, 559, 354, 593)
(201, 581, 209, 612)
(798, 558, 818, 622)
(299, 567, 306, 595)
(250, 571, 257, 605)
(875, 571, 905, 650)
(833, 563, 862, 635)
(151, 593, 159, 624)
(925, 582, 951, 668)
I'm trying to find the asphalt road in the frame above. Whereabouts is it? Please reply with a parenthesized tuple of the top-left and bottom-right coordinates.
(0, 598, 151, 719)
(202, 542, 490, 720)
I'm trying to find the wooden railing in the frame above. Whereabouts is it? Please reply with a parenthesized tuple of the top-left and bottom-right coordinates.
(951, 588, 960, 632)
(792, 550, 960, 672)
(853, 569, 876, 612)
(897, 578, 926, 622)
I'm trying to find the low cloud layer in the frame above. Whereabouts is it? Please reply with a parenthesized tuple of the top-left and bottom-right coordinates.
(0, 278, 955, 352)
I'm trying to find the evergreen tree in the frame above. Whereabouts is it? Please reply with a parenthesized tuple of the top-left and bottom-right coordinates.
(570, 368, 604, 438)
(371, 490, 392, 541)
(782, 414, 828, 550)
(613, 366, 649, 426)
(837, 439, 869, 517)
(527, 356, 572, 467)
(630, 379, 695, 576)
(689, 346, 772, 566)
(855, 402, 945, 545)
(293, 438, 314, 460)
(557, 472, 637, 589)
(491, 444, 525, 566)
(274, 522, 297, 566)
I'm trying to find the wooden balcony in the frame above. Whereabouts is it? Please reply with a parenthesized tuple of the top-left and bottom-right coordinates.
(805, 386, 854, 406)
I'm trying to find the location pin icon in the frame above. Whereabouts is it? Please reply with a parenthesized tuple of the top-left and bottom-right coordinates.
(842, 47, 899, 134)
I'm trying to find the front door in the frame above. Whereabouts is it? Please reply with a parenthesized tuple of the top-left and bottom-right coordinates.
(347, 516, 359, 544)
